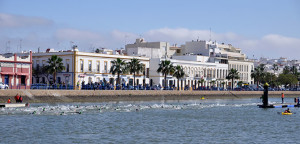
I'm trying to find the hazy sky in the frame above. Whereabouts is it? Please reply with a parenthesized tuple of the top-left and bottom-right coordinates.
(0, 0, 299, 59)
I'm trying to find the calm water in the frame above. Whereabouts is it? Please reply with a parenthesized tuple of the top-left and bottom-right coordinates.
(1, 98, 299, 144)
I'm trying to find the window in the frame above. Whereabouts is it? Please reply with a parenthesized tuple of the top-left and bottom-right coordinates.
(67, 63, 70, 72)
(97, 61, 100, 73)
(80, 60, 83, 72)
(104, 61, 107, 73)
(66, 59, 70, 72)
(88, 60, 92, 72)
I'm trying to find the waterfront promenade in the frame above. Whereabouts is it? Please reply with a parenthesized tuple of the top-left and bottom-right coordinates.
(1, 90, 299, 103)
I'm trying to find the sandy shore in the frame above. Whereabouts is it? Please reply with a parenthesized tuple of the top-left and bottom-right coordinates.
(0, 89, 298, 103)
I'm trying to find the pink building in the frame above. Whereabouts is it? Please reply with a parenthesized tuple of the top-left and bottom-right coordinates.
(0, 51, 32, 89)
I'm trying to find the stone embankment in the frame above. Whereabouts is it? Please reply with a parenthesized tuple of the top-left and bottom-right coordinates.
(0, 89, 299, 103)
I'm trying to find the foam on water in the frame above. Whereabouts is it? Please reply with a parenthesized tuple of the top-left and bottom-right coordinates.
(0, 100, 261, 116)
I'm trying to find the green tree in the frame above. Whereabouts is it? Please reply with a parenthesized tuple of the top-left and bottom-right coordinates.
(278, 74, 298, 88)
(110, 58, 127, 87)
(251, 64, 266, 88)
(127, 58, 143, 89)
(41, 65, 52, 83)
(262, 72, 276, 85)
(226, 68, 240, 90)
(271, 64, 278, 87)
(283, 66, 290, 74)
(47, 55, 65, 84)
(173, 65, 185, 90)
(198, 78, 205, 89)
(32, 66, 42, 83)
(221, 81, 226, 89)
(237, 81, 243, 87)
(290, 66, 298, 75)
(272, 64, 278, 74)
(210, 80, 216, 88)
(157, 60, 175, 89)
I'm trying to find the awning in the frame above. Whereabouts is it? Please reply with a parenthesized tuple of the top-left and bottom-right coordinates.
(16, 73, 29, 76)
(0, 72, 15, 75)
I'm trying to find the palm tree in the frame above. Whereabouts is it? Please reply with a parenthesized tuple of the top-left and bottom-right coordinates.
(221, 81, 226, 90)
(210, 80, 216, 88)
(290, 66, 299, 76)
(110, 58, 127, 87)
(41, 65, 51, 83)
(226, 68, 240, 90)
(271, 64, 278, 87)
(173, 65, 185, 90)
(272, 64, 278, 74)
(198, 78, 205, 89)
(283, 66, 290, 74)
(127, 58, 143, 89)
(251, 64, 266, 88)
(47, 55, 65, 84)
(32, 66, 42, 83)
(237, 81, 243, 87)
(157, 60, 175, 89)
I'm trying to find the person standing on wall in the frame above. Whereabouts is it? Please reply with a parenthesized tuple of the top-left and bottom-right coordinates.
(14, 93, 20, 103)
(281, 93, 285, 104)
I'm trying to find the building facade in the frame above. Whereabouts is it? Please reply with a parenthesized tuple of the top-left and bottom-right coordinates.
(178, 40, 254, 85)
(149, 56, 229, 90)
(32, 47, 150, 89)
(0, 52, 32, 89)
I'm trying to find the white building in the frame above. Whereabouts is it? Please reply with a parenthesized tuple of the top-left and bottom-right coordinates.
(179, 40, 254, 85)
(125, 38, 178, 59)
(32, 46, 150, 89)
(149, 55, 229, 90)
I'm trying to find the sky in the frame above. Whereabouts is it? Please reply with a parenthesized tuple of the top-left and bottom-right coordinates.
(0, 0, 300, 59)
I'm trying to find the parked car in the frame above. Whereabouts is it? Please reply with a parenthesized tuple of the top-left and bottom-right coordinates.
(0, 82, 8, 89)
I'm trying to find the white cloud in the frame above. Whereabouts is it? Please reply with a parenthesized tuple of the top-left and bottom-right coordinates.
(0, 13, 53, 28)
(55, 29, 103, 42)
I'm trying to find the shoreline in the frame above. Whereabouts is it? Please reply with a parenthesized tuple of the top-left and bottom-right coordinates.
(0, 89, 298, 103)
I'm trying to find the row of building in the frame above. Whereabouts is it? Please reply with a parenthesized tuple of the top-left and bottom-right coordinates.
(0, 38, 254, 90)
(253, 57, 300, 76)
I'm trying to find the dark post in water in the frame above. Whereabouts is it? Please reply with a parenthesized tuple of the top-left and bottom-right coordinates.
(262, 83, 269, 106)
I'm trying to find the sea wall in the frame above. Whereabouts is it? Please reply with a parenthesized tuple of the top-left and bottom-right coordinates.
(0, 90, 299, 103)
